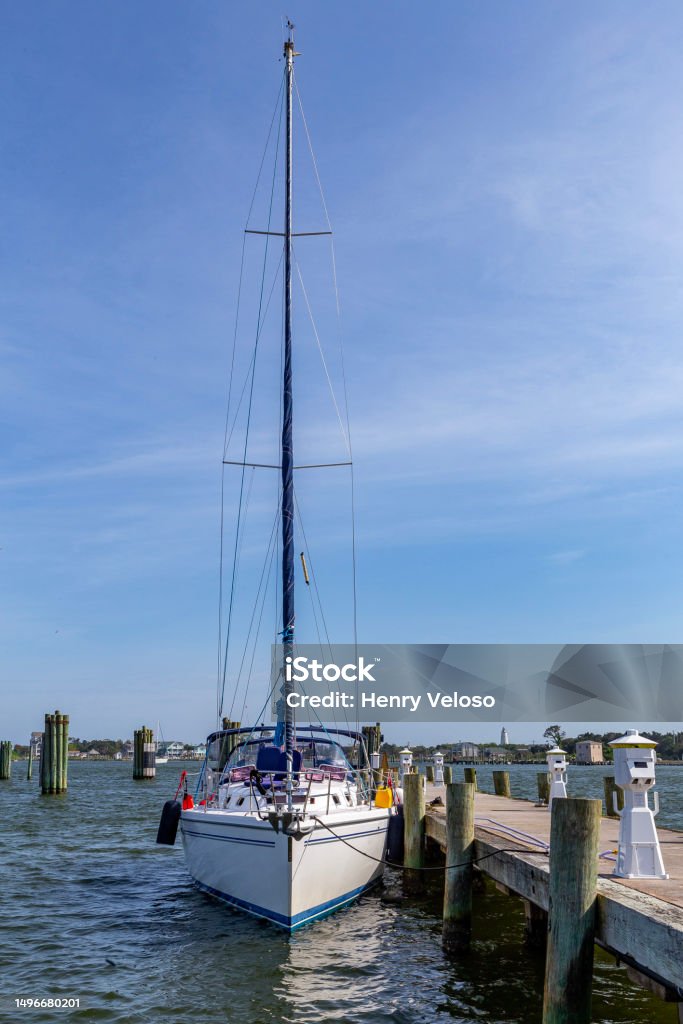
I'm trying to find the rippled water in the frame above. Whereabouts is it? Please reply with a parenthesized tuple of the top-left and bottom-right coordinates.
(1, 761, 680, 1023)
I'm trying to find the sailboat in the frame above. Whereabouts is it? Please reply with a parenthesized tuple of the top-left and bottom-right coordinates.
(158, 26, 395, 931)
(154, 723, 168, 765)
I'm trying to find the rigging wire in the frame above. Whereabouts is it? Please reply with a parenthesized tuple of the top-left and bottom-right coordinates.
(239, 531, 279, 725)
(293, 252, 351, 456)
(228, 501, 278, 713)
(294, 75, 359, 733)
(219, 71, 285, 720)
(226, 504, 280, 722)
(223, 249, 285, 456)
(293, 489, 333, 660)
(219, 79, 287, 722)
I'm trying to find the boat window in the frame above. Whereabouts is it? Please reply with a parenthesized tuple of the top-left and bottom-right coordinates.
(309, 741, 350, 768)
(209, 733, 354, 772)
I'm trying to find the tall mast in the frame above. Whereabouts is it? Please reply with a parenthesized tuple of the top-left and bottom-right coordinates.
(282, 23, 296, 800)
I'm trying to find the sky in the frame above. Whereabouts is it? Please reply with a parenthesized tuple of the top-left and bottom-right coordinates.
(3, 2, 683, 746)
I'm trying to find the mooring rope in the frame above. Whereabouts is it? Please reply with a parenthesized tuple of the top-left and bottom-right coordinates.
(310, 816, 549, 872)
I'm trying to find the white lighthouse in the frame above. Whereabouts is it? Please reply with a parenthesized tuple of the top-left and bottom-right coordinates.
(500, 727, 509, 746)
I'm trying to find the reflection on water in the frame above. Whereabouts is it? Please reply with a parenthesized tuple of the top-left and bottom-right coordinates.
(0, 761, 679, 1023)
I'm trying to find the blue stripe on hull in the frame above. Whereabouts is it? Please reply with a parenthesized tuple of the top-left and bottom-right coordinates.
(190, 875, 381, 931)
(182, 827, 276, 848)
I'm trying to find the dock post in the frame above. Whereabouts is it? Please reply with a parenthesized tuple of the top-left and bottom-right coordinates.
(426, 764, 435, 783)
(537, 772, 550, 804)
(542, 797, 601, 1024)
(442, 782, 475, 953)
(603, 775, 623, 818)
(61, 714, 69, 792)
(0, 741, 11, 780)
(133, 728, 142, 779)
(27, 743, 33, 780)
(523, 899, 548, 949)
(443, 764, 453, 784)
(40, 713, 52, 793)
(493, 770, 511, 798)
(403, 772, 425, 893)
(463, 766, 477, 790)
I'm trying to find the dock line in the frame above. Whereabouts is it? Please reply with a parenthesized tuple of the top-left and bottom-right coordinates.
(311, 816, 548, 871)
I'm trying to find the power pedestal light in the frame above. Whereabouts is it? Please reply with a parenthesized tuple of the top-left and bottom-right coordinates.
(433, 751, 444, 786)
(399, 748, 413, 787)
(546, 746, 568, 809)
(610, 730, 668, 879)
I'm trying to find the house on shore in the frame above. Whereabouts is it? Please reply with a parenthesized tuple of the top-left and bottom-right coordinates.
(575, 740, 604, 764)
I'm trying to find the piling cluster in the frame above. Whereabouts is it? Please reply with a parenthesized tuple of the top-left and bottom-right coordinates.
(361, 723, 382, 768)
(133, 726, 156, 779)
(40, 710, 69, 794)
(218, 719, 241, 772)
(0, 741, 12, 780)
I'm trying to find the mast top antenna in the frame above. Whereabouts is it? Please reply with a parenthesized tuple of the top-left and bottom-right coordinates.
(284, 19, 299, 58)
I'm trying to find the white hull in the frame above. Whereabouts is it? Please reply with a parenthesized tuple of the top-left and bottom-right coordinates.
(181, 805, 390, 930)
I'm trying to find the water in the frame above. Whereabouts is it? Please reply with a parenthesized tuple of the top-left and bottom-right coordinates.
(1, 761, 680, 1023)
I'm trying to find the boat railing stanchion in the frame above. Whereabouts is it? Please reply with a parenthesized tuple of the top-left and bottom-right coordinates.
(302, 773, 313, 816)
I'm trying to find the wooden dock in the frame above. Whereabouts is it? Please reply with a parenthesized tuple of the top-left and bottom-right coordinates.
(424, 786, 683, 1012)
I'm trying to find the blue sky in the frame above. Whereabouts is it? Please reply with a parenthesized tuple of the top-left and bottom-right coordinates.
(3, 2, 683, 746)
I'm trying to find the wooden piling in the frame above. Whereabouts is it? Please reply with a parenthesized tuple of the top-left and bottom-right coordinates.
(49, 712, 57, 791)
(524, 899, 548, 949)
(27, 743, 33, 780)
(603, 775, 623, 818)
(0, 741, 11, 780)
(426, 764, 435, 783)
(40, 713, 51, 793)
(403, 772, 425, 893)
(62, 714, 70, 790)
(492, 770, 511, 798)
(463, 766, 477, 790)
(443, 764, 453, 784)
(542, 797, 601, 1024)
(55, 711, 63, 793)
(442, 782, 475, 952)
(537, 771, 550, 804)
